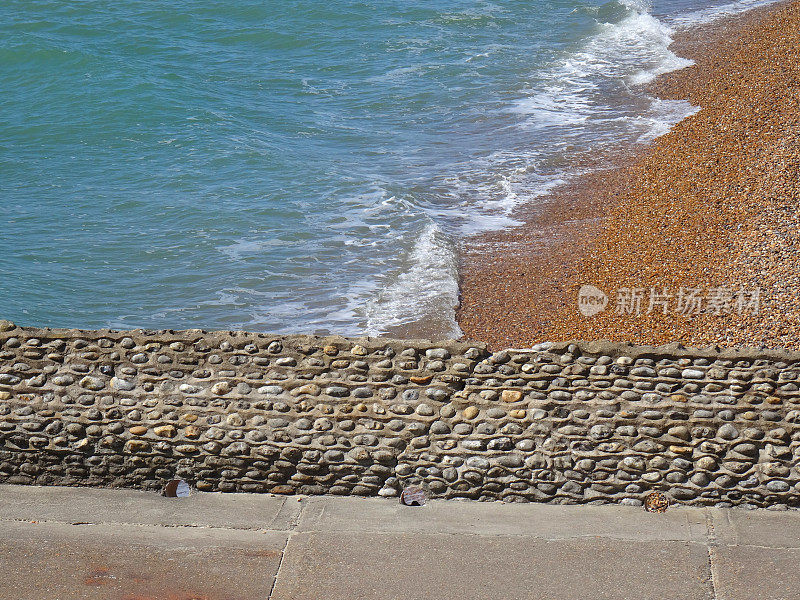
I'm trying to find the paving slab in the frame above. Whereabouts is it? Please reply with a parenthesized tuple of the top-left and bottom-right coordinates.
(710, 507, 800, 548)
(297, 495, 708, 542)
(272, 531, 712, 600)
(712, 545, 800, 600)
(5, 485, 800, 600)
(0, 483, 299, 530)
(0, 519, 286, 600)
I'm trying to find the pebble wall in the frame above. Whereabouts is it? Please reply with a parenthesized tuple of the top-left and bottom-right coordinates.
(2, 320, 800, 508)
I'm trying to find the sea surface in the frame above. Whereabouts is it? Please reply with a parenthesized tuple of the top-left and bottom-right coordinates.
(0, 0, 781, 338)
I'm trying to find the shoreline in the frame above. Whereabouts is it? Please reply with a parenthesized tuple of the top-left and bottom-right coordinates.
(456, 0, 800, 350)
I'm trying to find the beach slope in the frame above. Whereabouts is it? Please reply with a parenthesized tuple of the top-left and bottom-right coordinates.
(457, 1, 800, 350)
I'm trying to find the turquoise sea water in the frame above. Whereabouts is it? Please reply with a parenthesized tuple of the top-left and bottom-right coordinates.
(0, 0, 780, 338)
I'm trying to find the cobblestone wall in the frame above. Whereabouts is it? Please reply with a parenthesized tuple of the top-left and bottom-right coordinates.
(2, 320, 800, 507)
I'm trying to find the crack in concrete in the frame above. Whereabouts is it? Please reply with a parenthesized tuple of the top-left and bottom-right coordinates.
(267, 534, 291, 600)
(705, 511, 721, 600)
(268, 499, 305, 599)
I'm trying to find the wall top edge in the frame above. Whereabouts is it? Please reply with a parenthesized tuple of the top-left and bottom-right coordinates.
(3, 320, 800, 363)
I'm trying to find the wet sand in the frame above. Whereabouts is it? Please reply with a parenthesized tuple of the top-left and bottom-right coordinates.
(457, 0, 800, 350)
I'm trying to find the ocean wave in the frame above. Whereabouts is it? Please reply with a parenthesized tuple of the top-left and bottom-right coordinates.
(669, 0, 785, 26)
(362, 220, 461, 340)
(439, 0, 698, 245)
(3, 0, 776, 341)
(213, 0, 768, 340)
(513, 0, 693, 132)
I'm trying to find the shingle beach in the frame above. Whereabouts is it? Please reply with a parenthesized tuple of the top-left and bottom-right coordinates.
(458, 0, 800, 350)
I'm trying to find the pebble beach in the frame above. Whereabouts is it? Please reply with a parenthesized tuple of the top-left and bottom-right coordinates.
(458, 0, 800, 351)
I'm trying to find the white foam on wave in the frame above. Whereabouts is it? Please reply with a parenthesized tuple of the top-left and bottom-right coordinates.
(635, 98, 701, 143)
(435, 0, 700, 246)
(512, 0, 694, 137)
(450, 0, 780, 243)
(361, 220, 462, 339)
(211, 186, 464, 340)
(669, 0, 785, 27)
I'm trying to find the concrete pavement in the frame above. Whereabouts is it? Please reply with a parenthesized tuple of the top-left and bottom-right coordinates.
(1, 485, 799, 600)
